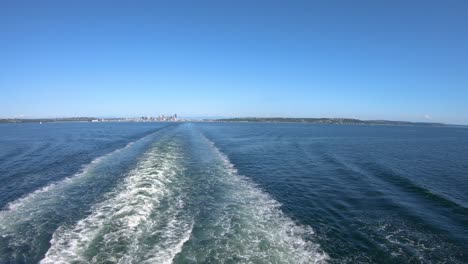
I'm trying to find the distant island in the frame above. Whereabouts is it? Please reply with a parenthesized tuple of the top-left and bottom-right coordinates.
(209, 117, 445, 126)
(0, 117, 446, 126)
(0, 115, 182, 123)
(0, 117, 99, 123)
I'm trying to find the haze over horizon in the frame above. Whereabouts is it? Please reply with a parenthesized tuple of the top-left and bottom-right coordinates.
(2, 1, 468, 124)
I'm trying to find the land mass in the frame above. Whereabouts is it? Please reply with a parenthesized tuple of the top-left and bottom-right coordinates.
(0, 117, 446, 126)
(210, 117, 445, 126)
(0, 115, 182, 123)
(0, 117, 99, 123)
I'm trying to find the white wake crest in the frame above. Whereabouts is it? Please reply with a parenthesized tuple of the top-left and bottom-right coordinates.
(0, 130, 162, 262)
(197, 133, 329, 264)
(41, 139, 193, 264)
(2, 130, 158, 213)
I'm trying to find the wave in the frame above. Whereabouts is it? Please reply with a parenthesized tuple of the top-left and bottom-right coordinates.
(320, 150, 467, 211)
(318, 151, 468, 263)
(179, 130, 329, 263)
(0, 128, 168, 263)
(41, 136, 193, 264)
(4, 132, 145, 212)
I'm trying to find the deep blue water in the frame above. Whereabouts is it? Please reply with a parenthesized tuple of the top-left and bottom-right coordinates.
(0, 122, 467, 263)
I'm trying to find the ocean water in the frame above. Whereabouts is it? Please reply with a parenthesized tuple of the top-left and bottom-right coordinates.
(0, 122, 467, 263)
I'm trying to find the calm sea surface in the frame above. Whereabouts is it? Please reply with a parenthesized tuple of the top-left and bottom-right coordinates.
(0, 122, 467, 263)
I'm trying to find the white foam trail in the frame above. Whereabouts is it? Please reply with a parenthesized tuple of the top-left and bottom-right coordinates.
(3, 130, 159, 212)
(196, 132, 329, 263)
(143, 219, 194, 264)
(0, 128, 168, 263)
(41, 138, 193, 264)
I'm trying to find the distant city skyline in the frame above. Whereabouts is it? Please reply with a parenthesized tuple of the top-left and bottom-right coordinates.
(1, 1, 468, 124)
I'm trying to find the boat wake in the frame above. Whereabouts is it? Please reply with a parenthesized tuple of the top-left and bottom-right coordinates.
(183, 131, 328, 263)
(0, 129, 166, 263)
(42, 137, 192, 264)
(2, 124, 328, 263)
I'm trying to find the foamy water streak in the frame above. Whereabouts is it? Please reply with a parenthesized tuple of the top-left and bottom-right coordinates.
(41, 137, 193, 264)
(174, 132, 329, 263)
(3, 129, 162, 212)
(0, 129, 166, 263)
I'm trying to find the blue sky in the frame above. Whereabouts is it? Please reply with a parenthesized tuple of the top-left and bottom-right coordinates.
(1, 0, 467, 124)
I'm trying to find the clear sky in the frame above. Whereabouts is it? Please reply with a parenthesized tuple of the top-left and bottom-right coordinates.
(1, 0, 467, 124)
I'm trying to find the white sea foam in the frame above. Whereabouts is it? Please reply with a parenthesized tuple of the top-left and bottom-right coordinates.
(3, 130, 159, 212)
(143, 218, 194, 264)
(195, 132, 329, 263)
(0, 129, 168, 263)
(41, 138, 193, 264)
